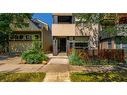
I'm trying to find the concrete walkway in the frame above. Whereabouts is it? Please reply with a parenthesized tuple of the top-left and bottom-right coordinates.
(42, 57, 71, 82)
(0, 56, 44, 73)
(0, 63, 44, 73)
(0, 55, 71, 82)
(0, 55, 21, 64)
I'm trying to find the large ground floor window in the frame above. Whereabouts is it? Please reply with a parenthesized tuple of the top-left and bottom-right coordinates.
(68, 41, 88, 50)
(115, 37, 127, 50)
(116, 43, 127, 50)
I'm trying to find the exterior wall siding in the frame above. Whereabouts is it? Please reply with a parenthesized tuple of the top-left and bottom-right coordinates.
(9, 41, 32, 53)
(43, 29, 52, 52)
(52, 24, 75, 36)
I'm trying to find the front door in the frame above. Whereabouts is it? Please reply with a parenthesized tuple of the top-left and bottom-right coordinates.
(59, 38, 66, 52)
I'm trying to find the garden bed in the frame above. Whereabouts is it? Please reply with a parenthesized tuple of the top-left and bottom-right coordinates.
(70, 70, 127, 82)
(0, 72, 46, 82)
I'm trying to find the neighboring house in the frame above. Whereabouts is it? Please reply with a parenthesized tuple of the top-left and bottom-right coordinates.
(9, 19, 52, 54)
(32, 19, 52, 52)
(52, 13, 99, 55)
(99, 13, 127, 50)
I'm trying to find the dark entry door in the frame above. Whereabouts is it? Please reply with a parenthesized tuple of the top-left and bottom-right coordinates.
(59, 38, 66, 52)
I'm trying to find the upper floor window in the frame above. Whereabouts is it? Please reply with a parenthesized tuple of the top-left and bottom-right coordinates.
(58, 16, 72, 24)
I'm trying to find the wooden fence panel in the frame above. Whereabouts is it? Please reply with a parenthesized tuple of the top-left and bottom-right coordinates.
(68, 49, 125, 63)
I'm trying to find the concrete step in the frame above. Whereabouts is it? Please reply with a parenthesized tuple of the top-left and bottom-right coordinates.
(50, 56, 68, 59)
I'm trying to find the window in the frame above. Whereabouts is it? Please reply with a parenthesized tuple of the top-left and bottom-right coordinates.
(116, 44, 121, 49)
(122, 44, 127, 49)
(58, 16, 72, 24)
(75, 42, 88, 49)
(25, 35, 32, 40)
(70, 42, 73, 48)
(108, 40, 112, 49)
(19, 35, 24, 40)
(34, 34, 40, 40)
(14, 35, 19, 40)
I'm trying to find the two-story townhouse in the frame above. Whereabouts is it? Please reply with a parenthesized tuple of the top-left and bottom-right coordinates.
(99, 13, 127, 50)
(52, 13, 99, 55)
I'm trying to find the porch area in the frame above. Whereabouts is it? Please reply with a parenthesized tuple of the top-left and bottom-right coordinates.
(53, 36, 89, 56)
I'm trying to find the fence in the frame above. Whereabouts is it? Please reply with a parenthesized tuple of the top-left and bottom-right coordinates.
(68, 49, 125, 63)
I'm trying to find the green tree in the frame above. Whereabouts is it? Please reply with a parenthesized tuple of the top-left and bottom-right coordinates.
(73, 13, 102, 49)
(0, 13, 32, 52)
(73, 13, 127, 49)
(73, 13, 117, 30)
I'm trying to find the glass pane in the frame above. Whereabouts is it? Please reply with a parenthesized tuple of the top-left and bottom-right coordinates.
(35, 34, 39, 39)
(122, 44, 127, 49)
(15, 35, 19, 40)
(116, 44, 120, 49)
(19, 35, 24, 40)
(26, 35, 32, 40)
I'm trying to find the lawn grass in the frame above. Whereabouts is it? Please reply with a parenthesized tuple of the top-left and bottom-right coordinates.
(70, 71, 127, 82)
(0, 72, 46, 82)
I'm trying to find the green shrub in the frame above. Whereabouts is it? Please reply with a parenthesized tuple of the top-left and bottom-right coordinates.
(21, 38, 48, 64)
(69, 49, 84, 66)
(22, 49, 48, 64)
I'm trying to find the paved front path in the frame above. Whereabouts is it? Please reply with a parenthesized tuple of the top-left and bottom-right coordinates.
(42, 57, 71, 82)
(0, 55, 71, 82)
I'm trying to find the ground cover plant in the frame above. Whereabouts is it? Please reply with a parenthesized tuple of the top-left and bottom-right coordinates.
(0, 72, 46, 82)
(70, 70, 127, 82)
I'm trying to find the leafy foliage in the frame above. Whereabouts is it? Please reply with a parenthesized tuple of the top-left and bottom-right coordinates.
(0, 13, 32, 52)
(74, 13, 127, 46)
(22, 49, 48, 64)
(21, 38, 48, 64)
(115, 36, 127, 44)
(0, 32, 8, 52)
(69, 49, 84, 66)
(0, 13, 32, 32)
(74, 13, 118, 33)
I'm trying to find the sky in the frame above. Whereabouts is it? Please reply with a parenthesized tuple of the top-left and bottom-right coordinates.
(32, 13, 52, 28)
